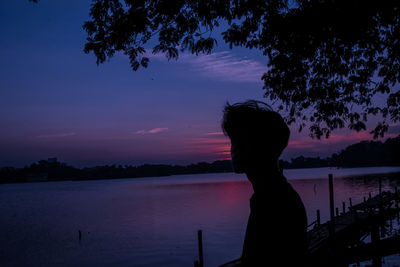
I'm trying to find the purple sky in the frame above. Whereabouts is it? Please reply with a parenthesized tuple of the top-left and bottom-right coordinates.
(0, 1, 398, 167)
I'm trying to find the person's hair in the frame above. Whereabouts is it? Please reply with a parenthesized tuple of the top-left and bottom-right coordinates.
(222, 100, 290, 159)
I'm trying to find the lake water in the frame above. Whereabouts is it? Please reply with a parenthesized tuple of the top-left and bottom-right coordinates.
(1, 166, 400, 267)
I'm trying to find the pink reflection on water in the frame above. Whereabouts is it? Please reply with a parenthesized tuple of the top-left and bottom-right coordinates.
(1, 172, 399, 267)
(141, 173, 394, 237)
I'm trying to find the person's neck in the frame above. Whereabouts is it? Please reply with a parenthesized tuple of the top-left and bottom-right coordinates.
(246, 161, 283, 193)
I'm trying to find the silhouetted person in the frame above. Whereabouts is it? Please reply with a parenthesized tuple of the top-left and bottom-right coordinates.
(222, 100, 308, 267)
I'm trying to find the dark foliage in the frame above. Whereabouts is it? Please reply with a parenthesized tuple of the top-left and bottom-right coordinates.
(1, 135, 399, 183)
(331, 134, 400, 167)
(284, 134, 400, 169)
(77, 0, 400, 138)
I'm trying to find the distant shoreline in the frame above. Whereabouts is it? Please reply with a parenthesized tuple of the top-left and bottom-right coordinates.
(335, 170, 400, 181)
(1, 166, 400, 185)
(1, 134, 399, 184)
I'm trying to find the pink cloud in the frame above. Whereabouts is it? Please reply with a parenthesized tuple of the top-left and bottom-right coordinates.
(184, 136, 230, 158)
(135, 130, 147, 135)
(206, 131, 224, 136)
(135, 128, 168, 135)
(287, 130, 398, 156)
(287, 140, 315, 149)
(148, 127, 168, 134)
(320, 131, 397, 144)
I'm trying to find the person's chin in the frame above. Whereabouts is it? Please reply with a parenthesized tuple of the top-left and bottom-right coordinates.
(233, 165, 245, 174)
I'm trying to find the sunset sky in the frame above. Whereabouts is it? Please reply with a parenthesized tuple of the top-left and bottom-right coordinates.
(1, 1, 398, 167)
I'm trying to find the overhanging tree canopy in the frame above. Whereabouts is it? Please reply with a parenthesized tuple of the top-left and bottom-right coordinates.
(35, 0, 400, 138)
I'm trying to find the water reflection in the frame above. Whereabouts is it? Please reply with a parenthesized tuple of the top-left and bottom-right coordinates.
(0, 168, 399, 267)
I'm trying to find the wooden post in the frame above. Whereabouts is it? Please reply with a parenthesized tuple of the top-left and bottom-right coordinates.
(369, 192, 372, 199)
(371, 224, 382, 267)
(390, 215, 393, 232)
(348, 197, 355, 221)
(342, 202, 346, 215)
(197, 230, 204, 267)
(336, 207, 339, 217)
(316, 209, 320, 226)
(395, 187, 400, 223)
(329, 174, 335, 235)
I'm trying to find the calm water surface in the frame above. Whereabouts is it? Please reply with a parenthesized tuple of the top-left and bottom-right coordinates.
(1, 166, 400, 267)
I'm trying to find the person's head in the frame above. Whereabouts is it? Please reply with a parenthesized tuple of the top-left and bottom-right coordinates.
(222, 100, 290, 174)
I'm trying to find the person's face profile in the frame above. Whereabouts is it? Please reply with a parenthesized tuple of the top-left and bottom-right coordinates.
(230, 131, 273, 175)
(230, 142, 245, 173)
(230, 134, 252, 174)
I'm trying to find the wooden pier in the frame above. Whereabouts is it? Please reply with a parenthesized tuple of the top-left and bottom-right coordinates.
(217, 175, 400, 267)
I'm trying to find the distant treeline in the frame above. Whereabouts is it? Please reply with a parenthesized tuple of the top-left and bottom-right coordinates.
(1, 135, 399, 183)
(285, 134, 400, 169)
(0, 160, 234, 183)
